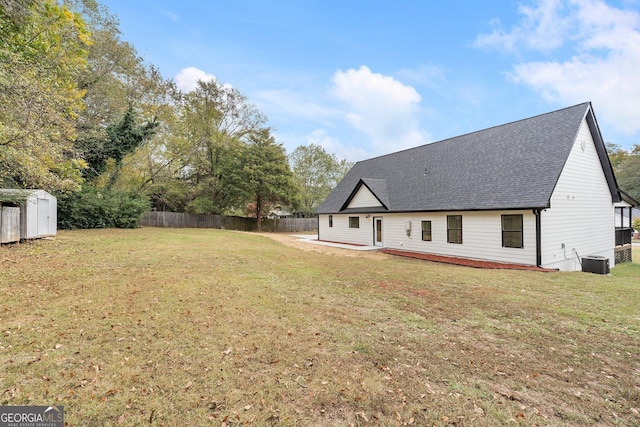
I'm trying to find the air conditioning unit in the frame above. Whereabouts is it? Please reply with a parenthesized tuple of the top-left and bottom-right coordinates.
(582, 255, 610, 275)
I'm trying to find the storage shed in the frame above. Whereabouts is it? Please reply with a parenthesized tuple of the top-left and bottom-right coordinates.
(0, 189, 57, 239)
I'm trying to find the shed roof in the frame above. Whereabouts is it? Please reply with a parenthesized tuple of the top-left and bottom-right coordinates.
(316, 103, 621, 214)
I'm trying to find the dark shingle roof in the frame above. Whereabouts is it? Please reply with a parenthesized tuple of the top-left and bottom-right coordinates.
(317, 103, 619, 214)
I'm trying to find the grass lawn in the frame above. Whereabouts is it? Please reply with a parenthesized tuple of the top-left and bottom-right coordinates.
(1, 228, 639, 426)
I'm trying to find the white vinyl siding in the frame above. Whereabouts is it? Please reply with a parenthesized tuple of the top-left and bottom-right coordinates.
(318, 214, 373, 246)
(540, 119, 615, 271)
(381, 211, 537, 266)
(347, 186, 382, 208)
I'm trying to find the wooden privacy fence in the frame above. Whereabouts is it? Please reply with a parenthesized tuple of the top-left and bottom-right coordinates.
(140, 211, 317, 233)
(0, 206, 20, 243)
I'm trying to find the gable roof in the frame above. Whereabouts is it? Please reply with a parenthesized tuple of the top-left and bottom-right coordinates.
(316, 103, 621, 214)
(341, 178, 390, 212)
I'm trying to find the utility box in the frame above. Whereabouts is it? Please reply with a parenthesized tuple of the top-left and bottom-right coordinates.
(582, 255, 610, 275)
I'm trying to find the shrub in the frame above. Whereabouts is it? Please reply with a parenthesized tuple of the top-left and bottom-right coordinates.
(57, 186, 149, 229)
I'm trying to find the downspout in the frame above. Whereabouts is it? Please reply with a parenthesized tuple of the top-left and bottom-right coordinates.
(534, 209, 542, 268)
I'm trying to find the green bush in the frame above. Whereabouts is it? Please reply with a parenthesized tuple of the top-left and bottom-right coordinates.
(57, 186, 149, 229)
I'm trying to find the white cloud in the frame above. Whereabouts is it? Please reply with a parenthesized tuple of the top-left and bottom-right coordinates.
(476, 0, 640, 135)
(329, 65, 429, 156)
(475, 0, 571, 53)
(255, 89, 339, 125)
(305, 129, 368, 162)
(174, 67, 217, 92)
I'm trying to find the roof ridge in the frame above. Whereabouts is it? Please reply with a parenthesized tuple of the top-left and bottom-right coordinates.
(354, 102, 591, 164)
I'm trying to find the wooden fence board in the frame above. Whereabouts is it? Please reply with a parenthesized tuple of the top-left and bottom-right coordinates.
(139, 212, 317, 233)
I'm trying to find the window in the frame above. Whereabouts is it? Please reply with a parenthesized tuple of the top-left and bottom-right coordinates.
(329, 215, 333, 227)
(447, 215, 462, 244)
(502, 214, 523, 248)
(349, 216, 359, 228)
(421, 221, 432, 241)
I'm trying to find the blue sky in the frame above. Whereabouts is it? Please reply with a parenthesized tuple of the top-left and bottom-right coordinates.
(99, 0, 640, 161)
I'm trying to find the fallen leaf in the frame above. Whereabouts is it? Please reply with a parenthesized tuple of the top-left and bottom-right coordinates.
(117, 414, 126, 424)
(244, 404, 251, 411)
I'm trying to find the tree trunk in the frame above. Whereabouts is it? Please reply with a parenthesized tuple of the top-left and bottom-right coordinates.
(255, 195, 262, 231)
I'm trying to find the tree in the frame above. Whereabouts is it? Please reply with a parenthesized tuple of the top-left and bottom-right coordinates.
(0, 0, 91, 191)
(289, 143, 353, 216)
(66, 0, 177, 187)
(168, 80, 266, 214)
(241, 129, 298, 231)
(616, 146, 640, 202)
(77, 105, 158, 183)
(608, 143, 640, 203)
(606, 142, 628, 172)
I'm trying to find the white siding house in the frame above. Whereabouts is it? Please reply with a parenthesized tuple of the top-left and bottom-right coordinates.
(316, 103, 635, 272)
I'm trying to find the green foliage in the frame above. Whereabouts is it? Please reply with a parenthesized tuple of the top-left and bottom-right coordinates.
(57, 185, 149, 229)
(608, 143, 640, 203)
(633, 217, 640, 231)
(241, 129, 299, 230)
(143, 80, 266, 214)
(0, 0, 90, 192)
(606, 142, 628, 172)
(289, 143, 353, 216)
(77, 105, 157, 182)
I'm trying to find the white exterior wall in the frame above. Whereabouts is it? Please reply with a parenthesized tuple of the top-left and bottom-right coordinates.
(319, 210, 538, 265)
(382, 211, 537, 265)
(348, 186, 382, 209)
(540, 119, 614, 271)
(318, 214, 375, 246)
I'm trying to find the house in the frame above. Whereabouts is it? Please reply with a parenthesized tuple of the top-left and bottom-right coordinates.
(316, 103, 637, 272)
(0, 189, 57, 240)
(267, 207, 294, 219)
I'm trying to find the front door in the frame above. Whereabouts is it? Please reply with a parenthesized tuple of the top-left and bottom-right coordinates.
(374, 217, 383, 246)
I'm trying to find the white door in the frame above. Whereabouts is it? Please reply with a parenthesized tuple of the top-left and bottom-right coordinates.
(374, 217, 383, 246)
(37, 198, 50, 236)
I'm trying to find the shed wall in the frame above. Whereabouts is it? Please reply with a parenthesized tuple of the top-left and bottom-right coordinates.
(1, 206, 21, 243)
(21, 190, 57, 239)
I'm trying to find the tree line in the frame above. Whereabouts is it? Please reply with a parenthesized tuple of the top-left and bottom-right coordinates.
(0, 0, 352, 230)
(4, 1, 636, 232)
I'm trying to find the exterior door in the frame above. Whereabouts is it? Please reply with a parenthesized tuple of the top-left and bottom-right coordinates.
(37, 198, 49, 236)
(374, 217, 383, 246)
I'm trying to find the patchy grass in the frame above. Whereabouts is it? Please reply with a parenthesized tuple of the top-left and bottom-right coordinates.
(1, 229, 639, 426)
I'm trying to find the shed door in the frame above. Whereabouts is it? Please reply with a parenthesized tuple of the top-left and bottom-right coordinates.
(37, 198, 50, 236)
(374, 217, 383, 247)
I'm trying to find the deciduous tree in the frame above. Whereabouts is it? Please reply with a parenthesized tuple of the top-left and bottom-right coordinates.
(0, 0, 91, 191)
(171, 80, 267, 214)
(289, 143, 353, 216)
